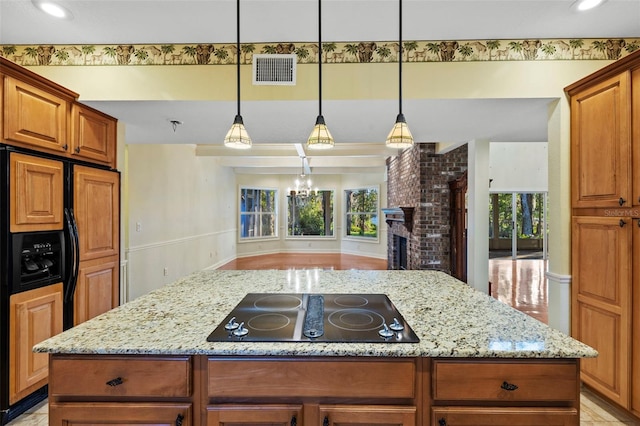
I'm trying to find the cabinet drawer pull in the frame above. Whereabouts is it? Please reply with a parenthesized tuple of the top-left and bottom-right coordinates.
(290, 415, 296, 426)
(438, 419, 447, 426)
(620, 219, 627, 227)
(75, 146, 81, 153)
(500, 381, 519, 391)
(106, 377, 123, 387)
(323, 416, 329, 426)
(175, 413, 184, 426)
(619, 197, 626, 206)
(62, 144, 68, 150)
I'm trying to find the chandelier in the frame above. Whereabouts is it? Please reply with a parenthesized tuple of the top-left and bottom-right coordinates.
(288, 157, 317, 198)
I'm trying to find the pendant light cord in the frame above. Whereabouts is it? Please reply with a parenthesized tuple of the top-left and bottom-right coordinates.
(398, 0, 403, 116)
(318, 0, 323, 118)
(236, 0, 241, 117)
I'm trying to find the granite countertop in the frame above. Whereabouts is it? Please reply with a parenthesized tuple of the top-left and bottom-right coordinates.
(34, 270, 597, 358)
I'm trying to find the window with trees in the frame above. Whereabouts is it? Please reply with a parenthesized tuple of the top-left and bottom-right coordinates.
(239, 188, 277, 239)
(345, 187, 379, 239)
(287, 190, 334, 237)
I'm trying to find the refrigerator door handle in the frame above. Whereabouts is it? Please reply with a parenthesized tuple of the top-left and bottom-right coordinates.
(64, 208, 80, 303)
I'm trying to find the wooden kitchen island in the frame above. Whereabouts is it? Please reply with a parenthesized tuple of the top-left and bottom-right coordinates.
(34, 270, 596, 426)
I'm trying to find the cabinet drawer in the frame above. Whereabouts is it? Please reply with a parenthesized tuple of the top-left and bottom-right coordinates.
(50, 355, 192, 398)
(432, 407, 578, 425)
(432, 359, 578, 402)
(208, 358, 416, 399)
(50, 402, 192, 425)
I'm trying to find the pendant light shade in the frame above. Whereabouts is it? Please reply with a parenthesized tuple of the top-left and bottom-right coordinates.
(386, 0, 414, 149)
(386, 113, 413, 149)
(307, 0, 334, 150)
(224, 0, 252, 149)
(307, 115, 334, 150)
(224, 114, 252, 149)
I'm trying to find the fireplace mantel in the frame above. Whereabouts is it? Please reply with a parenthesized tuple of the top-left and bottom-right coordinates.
(381, 207, 414, 233)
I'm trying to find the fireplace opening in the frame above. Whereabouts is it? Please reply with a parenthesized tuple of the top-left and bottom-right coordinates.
(394, 235, 408, 270)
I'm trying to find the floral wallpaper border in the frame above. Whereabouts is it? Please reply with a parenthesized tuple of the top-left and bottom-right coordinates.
(1, 38, 637, 67)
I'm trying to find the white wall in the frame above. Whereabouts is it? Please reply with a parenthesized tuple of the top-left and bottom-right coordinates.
(125, 144, 236, 301)
(489, 142, 548, 193)
(235, 172, 388, 260)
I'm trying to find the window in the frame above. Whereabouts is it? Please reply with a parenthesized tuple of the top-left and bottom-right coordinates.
(287, 190, 334, 237)
(239, 188, 277, 239)
(345, 187, 379, 239)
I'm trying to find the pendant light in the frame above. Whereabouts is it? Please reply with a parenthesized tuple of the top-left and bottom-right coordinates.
(307, 0, 334, 150)
(224, 0, 252, 149)
(386, 0, 414, 149)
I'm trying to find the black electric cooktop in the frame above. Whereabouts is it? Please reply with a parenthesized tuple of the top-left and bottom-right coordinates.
(206, 293, 420, 343)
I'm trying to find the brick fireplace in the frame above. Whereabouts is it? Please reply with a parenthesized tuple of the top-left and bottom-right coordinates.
(386, 143, 468, 271)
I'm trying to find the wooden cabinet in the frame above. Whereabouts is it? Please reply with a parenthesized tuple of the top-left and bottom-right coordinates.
(50, 403, 192, 425)
(3, 75, 71, 154)
(566, 49, 640, 420)
(570, 72, 631, 208)
(71, 103, 116, 168)
(431, 407, 578, 425)
(207, 358, 417, 426)
(9, 284, 63, 404)
(571, 216, 632, 406)
(73, 165, 120, 325)
(49, 355, 192, 426)
(430, 359, 580, 426)
(8, 152, 64, 232)
(1, 56, 118, 168)
(74, 255, 120, 325)
(47, 355, 583, 426)
(319, 405, 416, 425)
(207, 405, 303, 425)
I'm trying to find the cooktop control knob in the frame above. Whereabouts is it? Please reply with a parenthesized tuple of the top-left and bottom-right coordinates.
(232, 322, 249, 337)
(224, 317, 240, 331)
(378, 324, 395, 338)
(389, 318, 404, 331)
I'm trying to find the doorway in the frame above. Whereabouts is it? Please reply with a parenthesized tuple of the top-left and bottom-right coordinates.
(489, 193, 547, 260)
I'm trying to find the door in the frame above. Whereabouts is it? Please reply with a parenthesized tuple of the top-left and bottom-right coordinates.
(73, 165, 120, 262)
(571, 216, 632, 408)
(207, 404, 302, 426)
(73, 165, 120, 325)
(571, 72, 631, 208)
(319, 405, 416, 426)
(489, 193, 546, 260)
(74, 255, 119, 325)
(432, 407, 577, 425)
(50, 402, 191, 426)
(3, 76, 70, 154)
(71, 103, 116, 167)
(9, 283, 63, 404)
(9, 152, 64, 232)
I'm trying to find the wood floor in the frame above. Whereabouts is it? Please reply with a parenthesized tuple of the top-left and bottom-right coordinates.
(7, 253, 637, 425)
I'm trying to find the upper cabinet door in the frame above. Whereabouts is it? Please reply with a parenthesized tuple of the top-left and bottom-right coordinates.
(74, 165, 120, 261)
(3, 76, 70, 153)
(71, 103, 116, 168)
(571, 72, 631, 208)
(10, 152, 64, 232)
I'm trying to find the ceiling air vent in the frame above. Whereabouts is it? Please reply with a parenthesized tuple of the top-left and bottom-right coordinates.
(252, 54, 296, 85)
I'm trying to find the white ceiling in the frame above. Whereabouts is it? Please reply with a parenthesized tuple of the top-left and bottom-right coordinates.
(2, 0, 639, 173)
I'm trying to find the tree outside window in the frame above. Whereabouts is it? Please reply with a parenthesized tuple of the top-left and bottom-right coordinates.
(345, 188, 378, 239)
(239, 188, 277, 239)
(287, 190, 334, 237)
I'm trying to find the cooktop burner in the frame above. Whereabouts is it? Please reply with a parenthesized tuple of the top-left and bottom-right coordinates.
(206, 293, 420, 343)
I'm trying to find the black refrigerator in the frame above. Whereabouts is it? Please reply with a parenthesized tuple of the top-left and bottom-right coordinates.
(0, 143, 119, 424)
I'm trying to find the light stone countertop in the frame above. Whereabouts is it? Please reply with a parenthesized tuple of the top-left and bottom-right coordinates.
(34, 270, 597, 358)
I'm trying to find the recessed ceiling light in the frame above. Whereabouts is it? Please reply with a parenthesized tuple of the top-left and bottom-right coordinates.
(572, 0, 607, 11)
(32, 0, 73, 19)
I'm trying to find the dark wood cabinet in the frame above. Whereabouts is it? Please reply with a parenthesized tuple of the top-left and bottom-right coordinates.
(448, 171, 467, 282)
